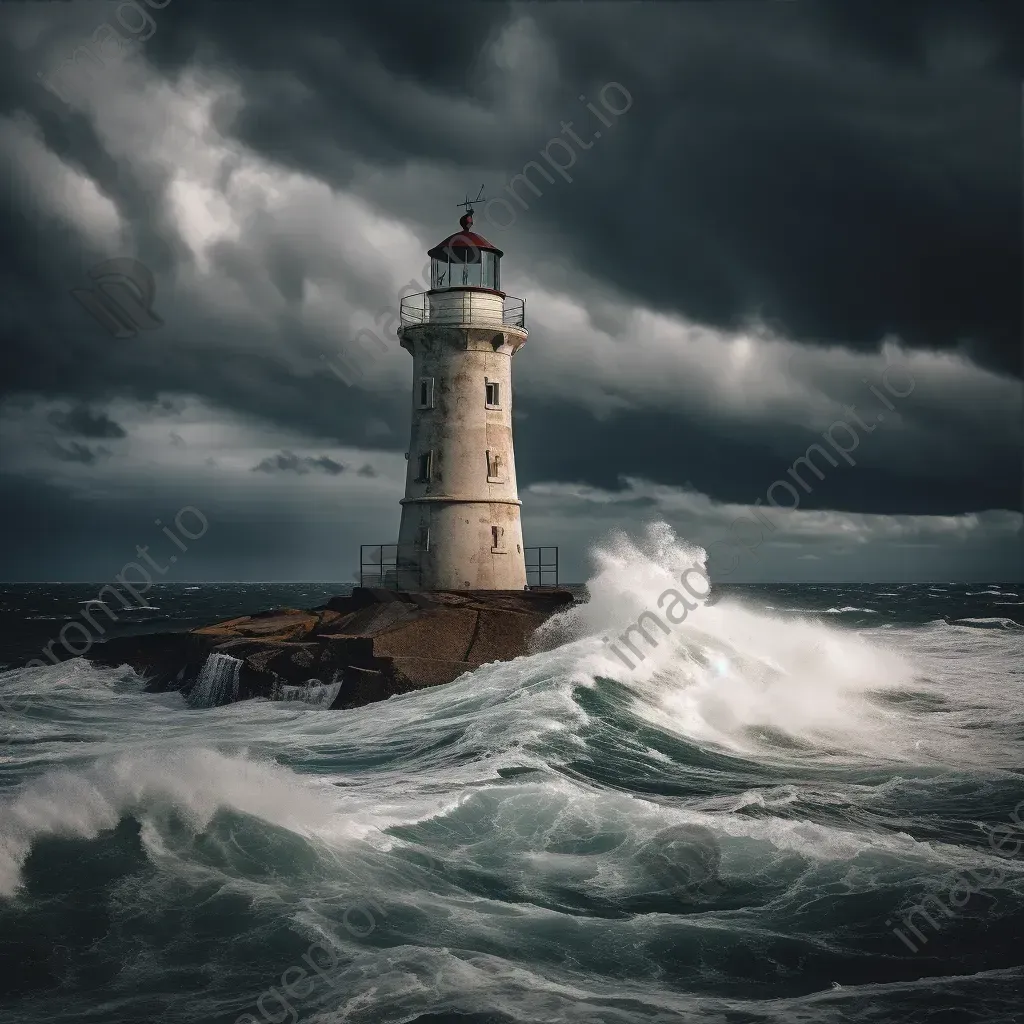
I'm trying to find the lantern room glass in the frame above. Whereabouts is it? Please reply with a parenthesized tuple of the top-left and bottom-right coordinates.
(430, 249, 500, 291)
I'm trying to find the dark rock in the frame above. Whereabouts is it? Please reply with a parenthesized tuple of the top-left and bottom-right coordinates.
(84, 588, 576, 710)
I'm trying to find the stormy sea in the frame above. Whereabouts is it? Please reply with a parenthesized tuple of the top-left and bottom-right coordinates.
(1, 527, 1022, 1024)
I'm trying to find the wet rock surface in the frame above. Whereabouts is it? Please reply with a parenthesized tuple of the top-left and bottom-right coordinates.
(85, 588, 576, 709)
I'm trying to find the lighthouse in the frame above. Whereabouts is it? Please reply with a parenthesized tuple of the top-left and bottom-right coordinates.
(393, 196, 529, 590)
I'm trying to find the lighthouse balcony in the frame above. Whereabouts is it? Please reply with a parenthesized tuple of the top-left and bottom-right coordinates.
(400, 291, 526, 331)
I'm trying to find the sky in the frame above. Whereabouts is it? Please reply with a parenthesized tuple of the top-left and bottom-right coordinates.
(0, 0, 1020, 584)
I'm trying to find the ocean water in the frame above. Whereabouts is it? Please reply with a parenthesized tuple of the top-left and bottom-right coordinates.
(0, 525, 1022, 1023)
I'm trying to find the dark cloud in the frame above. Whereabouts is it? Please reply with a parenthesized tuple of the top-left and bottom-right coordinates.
(46, 440, 110, 464)
(101, 0, 1021, 372)
(515, 398, 1020, 516)
(48, 404, 127, 438)
(251, 450, 346, 475)
(0, 0, 1019, 580)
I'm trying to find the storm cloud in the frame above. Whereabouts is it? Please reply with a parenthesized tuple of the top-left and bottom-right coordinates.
(0, 0, 1019, 582)
(252, 450, 346, 476)
(48, 404, 128, 438)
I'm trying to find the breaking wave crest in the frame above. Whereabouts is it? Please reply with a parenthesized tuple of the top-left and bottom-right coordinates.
(535, 522, 924, 761)
(0, 749, 345, 897)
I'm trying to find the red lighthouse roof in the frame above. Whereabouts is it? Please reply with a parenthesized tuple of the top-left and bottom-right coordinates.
(427, 212, 503, 259)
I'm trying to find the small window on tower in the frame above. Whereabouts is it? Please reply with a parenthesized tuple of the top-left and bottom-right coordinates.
(485, 380, 500, 408)
(486, 450, 502, 482)
(491, 525, 506, 553)
(417, 377, 434, 409)
(417, 450, 433, 481)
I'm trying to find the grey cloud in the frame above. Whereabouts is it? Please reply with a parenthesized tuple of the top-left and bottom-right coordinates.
(0, 0, 1019, 581)
(47, 404, 127, 438)
(46, 440, 111, 464)
(251, 450, 346, 475)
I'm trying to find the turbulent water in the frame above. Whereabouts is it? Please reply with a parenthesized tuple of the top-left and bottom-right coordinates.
(1, 525, 1022, 1024)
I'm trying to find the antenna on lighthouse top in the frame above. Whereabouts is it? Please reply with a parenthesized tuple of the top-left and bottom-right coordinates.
(457, 185, 486, 230)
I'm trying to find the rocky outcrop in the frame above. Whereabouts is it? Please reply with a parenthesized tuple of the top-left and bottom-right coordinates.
(85, 587, 575, 710)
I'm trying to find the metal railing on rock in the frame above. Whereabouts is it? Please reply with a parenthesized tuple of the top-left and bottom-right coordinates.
(525, 546, 559, 588)
(359, 543, 559, 590)
(359, 544, 422, 589)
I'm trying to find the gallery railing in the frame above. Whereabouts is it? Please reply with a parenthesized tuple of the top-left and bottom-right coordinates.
(399, 291, 525, 329)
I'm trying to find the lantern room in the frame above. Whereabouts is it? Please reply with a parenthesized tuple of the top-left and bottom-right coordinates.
(428, 213, 503, 292)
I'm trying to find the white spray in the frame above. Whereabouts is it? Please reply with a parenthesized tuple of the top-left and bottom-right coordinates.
(536, 522, 920, 760)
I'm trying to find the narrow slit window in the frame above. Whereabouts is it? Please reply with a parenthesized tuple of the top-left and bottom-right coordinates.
(485, 380, 500, 407)
(486, 450, 502, 482)
(491, 525, 506, 552)
(417, 377, 434, 409)
(417, 450, 433, 481)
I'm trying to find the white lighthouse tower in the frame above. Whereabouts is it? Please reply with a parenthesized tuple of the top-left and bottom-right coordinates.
(394, 196, 528, 590)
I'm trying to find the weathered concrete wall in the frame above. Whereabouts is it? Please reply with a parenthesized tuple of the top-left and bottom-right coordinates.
(397, 317, 528, 590)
